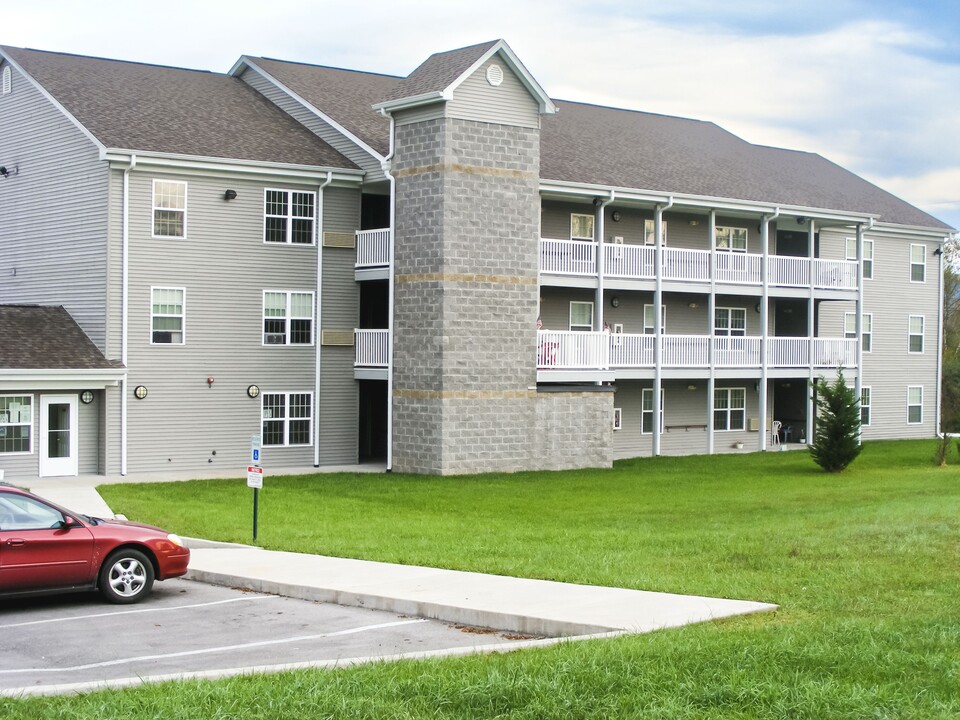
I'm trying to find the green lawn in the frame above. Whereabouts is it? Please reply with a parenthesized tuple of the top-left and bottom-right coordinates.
(5, 440, 960, 718)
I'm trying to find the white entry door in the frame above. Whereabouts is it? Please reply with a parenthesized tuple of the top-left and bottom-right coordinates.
(39, 395, 78, 477)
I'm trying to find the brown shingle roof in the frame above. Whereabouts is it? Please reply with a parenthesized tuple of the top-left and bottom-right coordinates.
(380, 40, 499, 104)
(0, 306, 123, 370)
(2, 46, 358, 169)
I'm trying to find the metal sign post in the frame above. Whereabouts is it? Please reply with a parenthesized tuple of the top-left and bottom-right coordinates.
(248, 433, 263, 541)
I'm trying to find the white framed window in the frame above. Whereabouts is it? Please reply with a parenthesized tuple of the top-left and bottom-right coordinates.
(715, 307, 746, 337)
(641, 388, 664, 434)
(150, 287, 185, 344)
(613, 323, 624, 334)
(860, 387, 871, 427)
(265, 189, 316, 244)
(2, 66, 11, 95)
(644, 219, 667, 246)
(152, 180, 187, 238)
(263, 291, 315, 345)
(613, 407, 622, 431)
(907, 386, 923, 425)
(716, 226, 748, 252)
(569, 301, 594, 331)
(643, 304, 666, 334)
(846, 238, 873, 279)
(713, 387, 746, 431)
(261, 392, 313, 446)
(844, 312, 872, 352)
(910, 244, 926, 283)
(908, 315, 924, 353)
(0, 395, 32, 454)
(570, 213, 595, 241)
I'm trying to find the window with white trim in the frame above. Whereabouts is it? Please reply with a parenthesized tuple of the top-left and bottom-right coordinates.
(844, 312, 872, 352)
(714, 388, 746, 431)
(570, 213, 594, 241)
(613, 407, 622, 431)
(643, 304, 666, 334)
(0, 395, 32, 454)
(569, 301, 594, 332)
(261, 392, 313, 446)
(716, 226, 748, 252)
(860, 387, 871, 427)
(845, 238, 873, 279)
(644, 219, 667, 246)
(152, 180, 187, 238)
(2, 66, 11, 96)
(263, 291, 314, 345)
(907, 386, 923, 424)
(910, 244, 926, 282)
(715, 307, 746, 337)
(641, 388, 664, 434)
(265, 189, 316, 244)
(151, 287, 185, 344)
(908, 315, 924, 353)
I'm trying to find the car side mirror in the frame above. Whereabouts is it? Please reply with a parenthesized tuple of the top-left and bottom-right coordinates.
(60, 515, 80, 530)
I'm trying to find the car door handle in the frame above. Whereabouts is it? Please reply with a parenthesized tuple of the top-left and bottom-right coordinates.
(4, 538, 25, 547)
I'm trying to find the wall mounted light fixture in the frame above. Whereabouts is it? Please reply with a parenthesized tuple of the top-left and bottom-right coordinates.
(247, 384, 260, 399)
(134, 385, 148, 399)
(611, 210, 621, 222)
(80, 390, 94, 404)
(610, 296, 620, 308)
(224, 189, 238, 200)
(0, 165, 18, 178)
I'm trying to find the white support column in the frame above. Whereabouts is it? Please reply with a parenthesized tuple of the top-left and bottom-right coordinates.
(758, 214, 772, 451)
(708, 209, 717, 455)
(854, 223, 864, 444)
(653, 204, 666, 456)
(806, 219, 816, 446)
(595, 200, 605, 333)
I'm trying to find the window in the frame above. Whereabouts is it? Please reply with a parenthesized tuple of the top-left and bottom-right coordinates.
(265, 189, 316, 244)
(641, 388, 664, 434)
(844, 313, 872, 352)
(2, 66, 10, 95)
(860, 387, 871, 427)
(151, 287, 185, 344)
(0, 494, 64, 532)
(716, 226, 747, 252)
(715, 308, 746, 337)
(846, 238, 873, 279)
(643, 304, 666, 334)
(907, 386, 923, 424)
(644, 219, 667, 246)
(0, 395, 32, 454)
(263, 291, 314, 345)
(569, 301, 594, 331)
(570, 213, 594, 240)
(613, 408, 622, 431)
(152, 180, 187, 238)
(713, 388, 746, 431)
(262, 392, 313, 446)
(910, 244, 926, 282)
(908, 315, 924, 353)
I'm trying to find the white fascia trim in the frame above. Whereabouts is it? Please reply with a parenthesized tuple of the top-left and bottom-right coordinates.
(0, 49, 106, 154)
(539, 179, 879, 225)
(233, 58, 386, 165)
(372, 90, 448, 114)
(103, 150, 363, 184)
(444, 40, 558, 115)
(0, 369, 125, 389)
(868, 222, 955, 240)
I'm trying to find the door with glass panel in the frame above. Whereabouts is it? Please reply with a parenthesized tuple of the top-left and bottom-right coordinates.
(39, 395, 78, 477)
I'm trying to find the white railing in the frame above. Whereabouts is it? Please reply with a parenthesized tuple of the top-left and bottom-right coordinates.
(715, 251, 762, 285)
(539, 238, 597, 276)
(538, 332, 856, 371)
(663, 248, 711, 282)
(813, 259, 858, 290)
(604, 243, 655, 279)
(354, 329, 389, 367)
(355, 228, 391, 267)
(768, 256, 810, 287)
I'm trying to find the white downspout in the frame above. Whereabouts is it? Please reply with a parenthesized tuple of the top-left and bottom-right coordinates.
(707, 209, 716, 455)
(807, 219, 816, 447)
(936, 234, 947, 435)
(596, 191, 615, 375)
(652, 196, 673, 457)
(854, 221, 865, 445)
(759, 207, 780, 452)
(380, 109, 397, 472)
(120, 154, 136, 476)
(314, 171, 333, 467)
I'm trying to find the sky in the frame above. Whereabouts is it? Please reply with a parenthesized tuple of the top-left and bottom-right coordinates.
(6, 0, 960, 231)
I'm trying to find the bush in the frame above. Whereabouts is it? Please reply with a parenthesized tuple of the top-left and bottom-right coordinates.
(809, 372, 862, 472)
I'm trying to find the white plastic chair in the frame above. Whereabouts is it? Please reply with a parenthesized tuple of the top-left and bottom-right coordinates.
(771, 420, 782, 446)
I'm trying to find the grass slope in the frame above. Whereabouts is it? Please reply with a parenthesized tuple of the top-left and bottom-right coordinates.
(5, 440, 959, 718)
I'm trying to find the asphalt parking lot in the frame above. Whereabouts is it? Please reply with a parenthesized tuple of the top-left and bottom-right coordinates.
(0, 578, 536, 696)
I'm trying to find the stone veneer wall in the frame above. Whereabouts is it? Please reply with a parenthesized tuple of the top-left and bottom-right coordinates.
(391, 113, 613, 474)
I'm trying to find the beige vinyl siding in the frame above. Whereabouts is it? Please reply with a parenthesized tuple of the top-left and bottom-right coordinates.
(0, 60, 109, 349)
(393, 104, 446, 127)
(448, 56, 540, 129)
(238, 67, 385, 182)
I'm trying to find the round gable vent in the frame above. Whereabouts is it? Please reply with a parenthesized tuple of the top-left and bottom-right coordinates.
(486, 64, 504, 87)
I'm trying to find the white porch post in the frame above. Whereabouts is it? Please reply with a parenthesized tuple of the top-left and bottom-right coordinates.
(806, 219, 816, 446)
(854, 223, 864, 444)
(758, 212, 774, 451)
(652, 203, 667, 456)
(708, 209, 717, 455)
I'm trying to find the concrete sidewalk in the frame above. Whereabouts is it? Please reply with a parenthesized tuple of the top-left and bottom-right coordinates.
(26, 479, 778, 640)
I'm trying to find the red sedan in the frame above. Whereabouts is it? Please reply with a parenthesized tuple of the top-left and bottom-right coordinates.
(0, 483, 189, 604)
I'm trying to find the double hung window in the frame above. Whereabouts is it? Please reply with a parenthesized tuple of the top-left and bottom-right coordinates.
(910, 244, 925, 282)
(714, 308, 746, 337)
(569, 301, 594, 332)
(860, 387, 871, 427)
(151, 288, 185, 344)
(713, 388, 746, 431)
(152, 180, 187, 238)
(643, 219, 667, 246)
(844, 313, 872, 352)
(570, 213, 594, 241)
(641, 388, 663, 434)
(265, 190, 316, 245)
(263, 291, 314, 345)
(715, 226, 747, 252)
(907, 386, 923, 424)
(262, 393, 313, 446)
(845, 238, 873, 279)
(643, 304, 666, 334)
(908, 316, 924, 353)
(0, 395, 32, 454)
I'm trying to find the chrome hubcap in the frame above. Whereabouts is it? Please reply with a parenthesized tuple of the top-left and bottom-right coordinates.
(109, 558, 146, 597)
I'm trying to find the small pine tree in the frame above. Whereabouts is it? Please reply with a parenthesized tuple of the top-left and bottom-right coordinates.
(809, 372, 862, 472)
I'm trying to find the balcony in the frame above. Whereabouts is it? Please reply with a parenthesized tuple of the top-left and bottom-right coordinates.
(536, 330, 856, 375)
(542, 239, 858, 292)
(354, 329, 389, 379)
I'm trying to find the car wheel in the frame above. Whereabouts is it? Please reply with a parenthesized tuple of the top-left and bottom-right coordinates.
(99, 549, 155, 604)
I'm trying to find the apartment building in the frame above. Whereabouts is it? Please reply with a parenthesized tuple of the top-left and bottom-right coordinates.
(0, 40, 951, 479)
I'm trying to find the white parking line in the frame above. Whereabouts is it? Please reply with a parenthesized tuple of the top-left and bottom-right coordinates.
(0, 618, 429, 674)
(0, 594, 281, 630)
